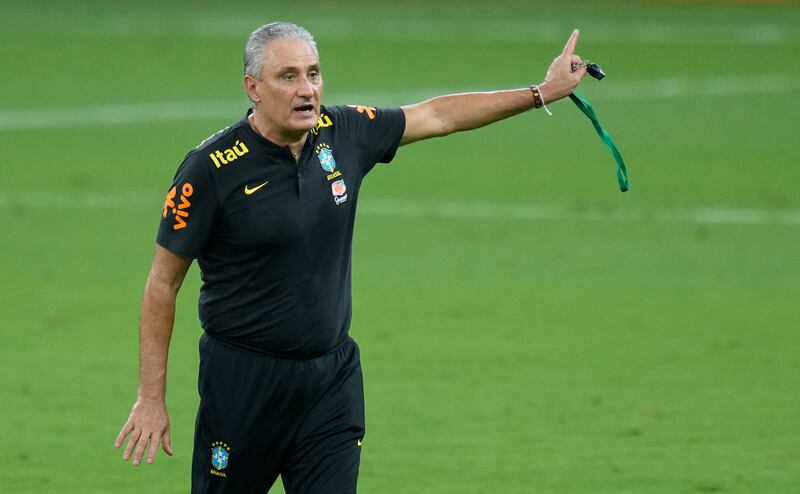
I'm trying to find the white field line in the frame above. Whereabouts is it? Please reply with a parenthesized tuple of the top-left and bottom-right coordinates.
(296, 19, 799, 46)
(9, 16, 797, 45)
(1, 191, 798, 227)
(1, 73, 797, 131)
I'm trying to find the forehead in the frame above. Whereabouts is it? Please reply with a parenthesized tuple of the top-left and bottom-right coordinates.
(263, 38, 319, 71)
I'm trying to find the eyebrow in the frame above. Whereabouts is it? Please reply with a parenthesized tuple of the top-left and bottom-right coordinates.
(276, 63, 320, 73)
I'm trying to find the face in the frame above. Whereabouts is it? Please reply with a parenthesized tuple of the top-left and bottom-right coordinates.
(245, 39, 323, 139)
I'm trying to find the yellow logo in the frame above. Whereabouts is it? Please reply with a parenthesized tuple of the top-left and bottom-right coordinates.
(209, 140, 249, 168)
(162, 182, 194, 230)
(357, 439, 363, 447)
(311, 113, 333, 135)
(244, 181, 269, 195)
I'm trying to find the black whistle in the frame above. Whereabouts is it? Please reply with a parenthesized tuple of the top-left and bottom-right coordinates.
(572, 60, 606, 80)
(585, 62, 605, 80)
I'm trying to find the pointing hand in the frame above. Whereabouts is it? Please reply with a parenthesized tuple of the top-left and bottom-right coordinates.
(539, 29, 588, 104)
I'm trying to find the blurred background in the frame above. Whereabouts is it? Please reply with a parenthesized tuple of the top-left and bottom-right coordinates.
(1, 1, 798, 492)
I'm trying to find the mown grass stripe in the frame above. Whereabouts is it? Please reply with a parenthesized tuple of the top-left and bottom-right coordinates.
(1, 74, 796, 131)
(2, 191, 798, 226)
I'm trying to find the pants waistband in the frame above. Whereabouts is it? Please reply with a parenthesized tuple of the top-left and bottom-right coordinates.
(201, 331, 353, 362)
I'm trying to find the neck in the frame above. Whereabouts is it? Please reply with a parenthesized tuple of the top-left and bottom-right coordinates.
(248, 111, 307, 157)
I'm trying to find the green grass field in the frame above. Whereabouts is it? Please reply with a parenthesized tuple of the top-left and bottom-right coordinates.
(2, 1, 799, 492)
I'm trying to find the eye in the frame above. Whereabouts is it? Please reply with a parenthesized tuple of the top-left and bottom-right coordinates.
(309, 71, 320, 81)
(282, 73, 296, 81)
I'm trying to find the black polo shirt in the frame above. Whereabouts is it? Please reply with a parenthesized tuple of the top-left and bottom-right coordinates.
(157, 104, 405, 358)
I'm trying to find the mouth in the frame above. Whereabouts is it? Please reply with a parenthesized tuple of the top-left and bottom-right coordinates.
(293, 104, 315, 115)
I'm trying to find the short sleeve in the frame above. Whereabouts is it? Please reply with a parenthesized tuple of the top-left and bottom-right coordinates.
(156, 151, 219, 259)
(327, 105, 406, 175)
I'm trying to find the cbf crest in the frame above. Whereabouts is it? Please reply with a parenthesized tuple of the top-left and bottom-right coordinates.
(210, 441, 231, 477)
(316, 143, 336, 172)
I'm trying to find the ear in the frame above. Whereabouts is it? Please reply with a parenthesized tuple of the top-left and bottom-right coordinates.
(243, 75, 260, 103)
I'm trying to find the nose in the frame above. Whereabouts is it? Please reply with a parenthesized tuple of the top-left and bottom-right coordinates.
(297, 76, 315, 98)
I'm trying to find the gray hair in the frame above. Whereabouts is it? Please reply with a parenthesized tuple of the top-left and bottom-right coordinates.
(243, 22, 317, 81)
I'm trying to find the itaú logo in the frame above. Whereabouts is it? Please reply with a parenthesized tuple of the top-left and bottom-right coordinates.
(209, 140, 249, 168)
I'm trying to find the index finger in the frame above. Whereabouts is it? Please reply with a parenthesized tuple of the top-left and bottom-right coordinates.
(563, 29, 580, 55)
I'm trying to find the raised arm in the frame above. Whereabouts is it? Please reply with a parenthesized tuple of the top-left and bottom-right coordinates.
(115, 244, 192, 466)
(400, 29, 587, 146)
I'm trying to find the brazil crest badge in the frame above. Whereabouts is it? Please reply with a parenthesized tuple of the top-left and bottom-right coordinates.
(211, 441, 230, 472)
(316, 143, 336, 172)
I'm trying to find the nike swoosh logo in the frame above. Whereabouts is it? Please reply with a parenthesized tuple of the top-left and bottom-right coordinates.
(357, 439, 363, 447)
(244, 181, 269, 195)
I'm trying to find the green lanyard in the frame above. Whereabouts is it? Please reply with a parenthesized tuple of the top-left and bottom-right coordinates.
(569, 91, 629, 192)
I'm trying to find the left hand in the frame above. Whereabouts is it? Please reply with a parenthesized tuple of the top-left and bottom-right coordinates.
(539, 29, 588, 103)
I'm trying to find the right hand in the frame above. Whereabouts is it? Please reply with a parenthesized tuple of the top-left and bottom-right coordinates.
(115, 398, 174, 466)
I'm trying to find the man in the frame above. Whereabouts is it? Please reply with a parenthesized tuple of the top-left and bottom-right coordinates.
(115, 21, 586, 493)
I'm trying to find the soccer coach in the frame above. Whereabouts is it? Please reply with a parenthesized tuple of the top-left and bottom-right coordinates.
(115, 22, 587, 493)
